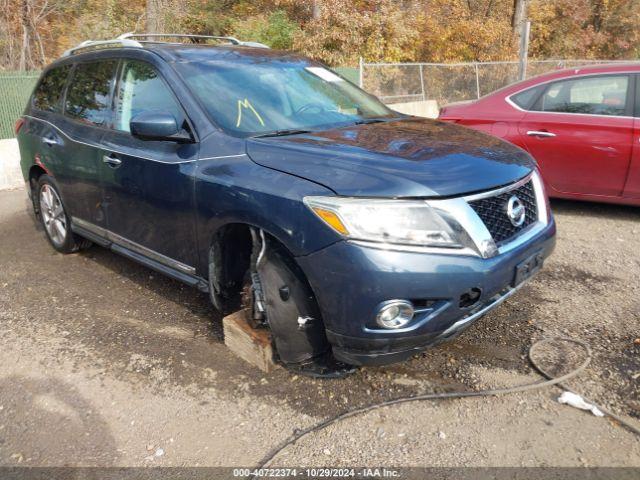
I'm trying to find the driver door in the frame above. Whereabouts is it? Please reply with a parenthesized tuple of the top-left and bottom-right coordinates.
(101, 59, 200, 272)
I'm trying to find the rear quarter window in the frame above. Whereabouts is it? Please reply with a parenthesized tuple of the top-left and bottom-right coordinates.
(510, 85, 543, 110)
(64, 60, 118, 127)
(32, 65, 72, 112)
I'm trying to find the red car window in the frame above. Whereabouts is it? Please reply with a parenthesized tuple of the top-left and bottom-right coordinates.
(535, 75, 629, 116)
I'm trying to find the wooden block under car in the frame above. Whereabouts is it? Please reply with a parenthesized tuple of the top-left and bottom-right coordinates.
(223, 310, 276, 373)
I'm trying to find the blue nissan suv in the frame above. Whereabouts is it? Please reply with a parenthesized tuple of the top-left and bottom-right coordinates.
(16, 34, 555, 377)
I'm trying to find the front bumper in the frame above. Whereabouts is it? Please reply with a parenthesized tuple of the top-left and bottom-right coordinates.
(296, 218, 556, 366)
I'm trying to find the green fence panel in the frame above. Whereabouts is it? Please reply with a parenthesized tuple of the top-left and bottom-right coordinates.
(0, 71, 40, 139)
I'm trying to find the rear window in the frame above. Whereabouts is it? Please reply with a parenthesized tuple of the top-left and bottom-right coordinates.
(32, 65, 72, 112)
(64, 60, 118, 126)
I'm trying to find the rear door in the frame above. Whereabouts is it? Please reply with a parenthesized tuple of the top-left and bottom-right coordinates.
(518, 74, 634, 197)
(19, 64, 72, 188)
(57, 59, 119, 230)
(100, 59, 200, 272)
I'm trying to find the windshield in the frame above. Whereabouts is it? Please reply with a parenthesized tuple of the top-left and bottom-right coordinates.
(175, 60, 395, 136)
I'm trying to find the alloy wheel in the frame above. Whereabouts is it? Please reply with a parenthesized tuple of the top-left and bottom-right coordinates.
(40, 184, 67, 246)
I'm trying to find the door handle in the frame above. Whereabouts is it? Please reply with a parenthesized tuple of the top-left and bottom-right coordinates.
(102, 155, 122, 168)
(42, 137, 59, 146)
(527, 130, 556, 138)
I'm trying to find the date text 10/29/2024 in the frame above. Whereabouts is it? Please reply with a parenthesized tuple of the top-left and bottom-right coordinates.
(233, 468, 401, 478)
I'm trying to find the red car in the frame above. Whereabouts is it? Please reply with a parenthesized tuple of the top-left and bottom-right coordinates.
(439, 63, 640, 206)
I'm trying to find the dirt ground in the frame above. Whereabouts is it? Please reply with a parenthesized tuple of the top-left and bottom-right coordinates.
(0, 187, 639, 468)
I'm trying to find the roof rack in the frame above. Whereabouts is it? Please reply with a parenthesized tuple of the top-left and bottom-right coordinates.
(62, 38, 143, 57)
(61, 32, 269, 57)
(118, 32, 269, 49)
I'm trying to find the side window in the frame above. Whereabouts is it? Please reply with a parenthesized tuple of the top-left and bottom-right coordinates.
(64, 60, 118, 126)
(32, 65, 72, 112)
(510, 85, 542, 110)
(114, 60, 185, 133)
(535, 75, 629, 116)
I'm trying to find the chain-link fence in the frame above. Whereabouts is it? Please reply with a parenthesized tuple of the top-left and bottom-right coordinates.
(361, 59, 632, 106)
(0, 71, 40, 139)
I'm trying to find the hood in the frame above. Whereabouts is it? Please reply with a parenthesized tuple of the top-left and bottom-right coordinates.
(246, 118, 534, 198)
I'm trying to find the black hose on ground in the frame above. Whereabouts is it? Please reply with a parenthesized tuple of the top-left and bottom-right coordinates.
(528, 337, 640, 437)
(252, 337, 640, 472)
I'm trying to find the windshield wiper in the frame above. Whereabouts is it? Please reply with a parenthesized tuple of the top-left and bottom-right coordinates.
(253, 129, 312, 138)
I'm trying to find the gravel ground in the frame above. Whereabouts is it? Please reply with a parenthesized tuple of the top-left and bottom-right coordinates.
(0, 187, 639, 468)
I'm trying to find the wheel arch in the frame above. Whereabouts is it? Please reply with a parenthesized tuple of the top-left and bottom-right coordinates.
(206, 220, 308, 313)
(28, 164, 48, 208)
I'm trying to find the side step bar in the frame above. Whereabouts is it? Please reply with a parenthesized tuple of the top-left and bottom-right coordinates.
(71, 223, 209, 293)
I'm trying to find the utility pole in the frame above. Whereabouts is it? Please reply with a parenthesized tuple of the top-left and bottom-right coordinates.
(512, 0, 530, 80)
(517, 21, 530, 81)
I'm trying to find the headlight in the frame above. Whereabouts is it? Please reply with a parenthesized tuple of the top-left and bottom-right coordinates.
(304, 196, 463, 248)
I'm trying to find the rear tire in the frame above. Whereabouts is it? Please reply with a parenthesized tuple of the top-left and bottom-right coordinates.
(36, 175, 91, 253)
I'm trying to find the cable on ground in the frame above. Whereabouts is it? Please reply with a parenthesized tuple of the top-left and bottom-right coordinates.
(254, 336, 640, 471)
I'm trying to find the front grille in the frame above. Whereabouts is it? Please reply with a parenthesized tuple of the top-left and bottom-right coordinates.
(468, 179, 538, 244)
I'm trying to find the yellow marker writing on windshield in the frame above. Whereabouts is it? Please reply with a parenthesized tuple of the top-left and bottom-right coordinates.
(236, 98, 265, 128)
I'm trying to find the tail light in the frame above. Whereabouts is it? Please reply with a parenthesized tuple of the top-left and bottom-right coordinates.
(14, 118, 25, 135)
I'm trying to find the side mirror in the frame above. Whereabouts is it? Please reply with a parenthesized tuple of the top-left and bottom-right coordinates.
(130, 111, 192, 143)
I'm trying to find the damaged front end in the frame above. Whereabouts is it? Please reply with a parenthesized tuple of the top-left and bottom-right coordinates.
(212, 225, 356, 378)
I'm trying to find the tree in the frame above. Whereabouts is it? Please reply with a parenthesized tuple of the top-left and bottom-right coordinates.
(232, 10, 300, 49)
(0, 0, 60, 70)
(528, 0, 640, 59)
(512, 0, 527, 36)
(414, 0, 516, 63)
(2, 0, 640, 71)
(145, 0, 188, 32)
(146, 0, 167, 32)
(293, 0, 422, 65)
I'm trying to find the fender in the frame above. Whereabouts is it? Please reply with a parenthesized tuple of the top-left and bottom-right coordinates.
(194, 152, 341, 277)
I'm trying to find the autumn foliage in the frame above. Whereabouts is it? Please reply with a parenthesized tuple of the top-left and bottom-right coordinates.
(1, 0, 639, 70)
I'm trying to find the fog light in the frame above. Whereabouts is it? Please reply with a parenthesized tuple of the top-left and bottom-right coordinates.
(375, 300, 415, 329)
